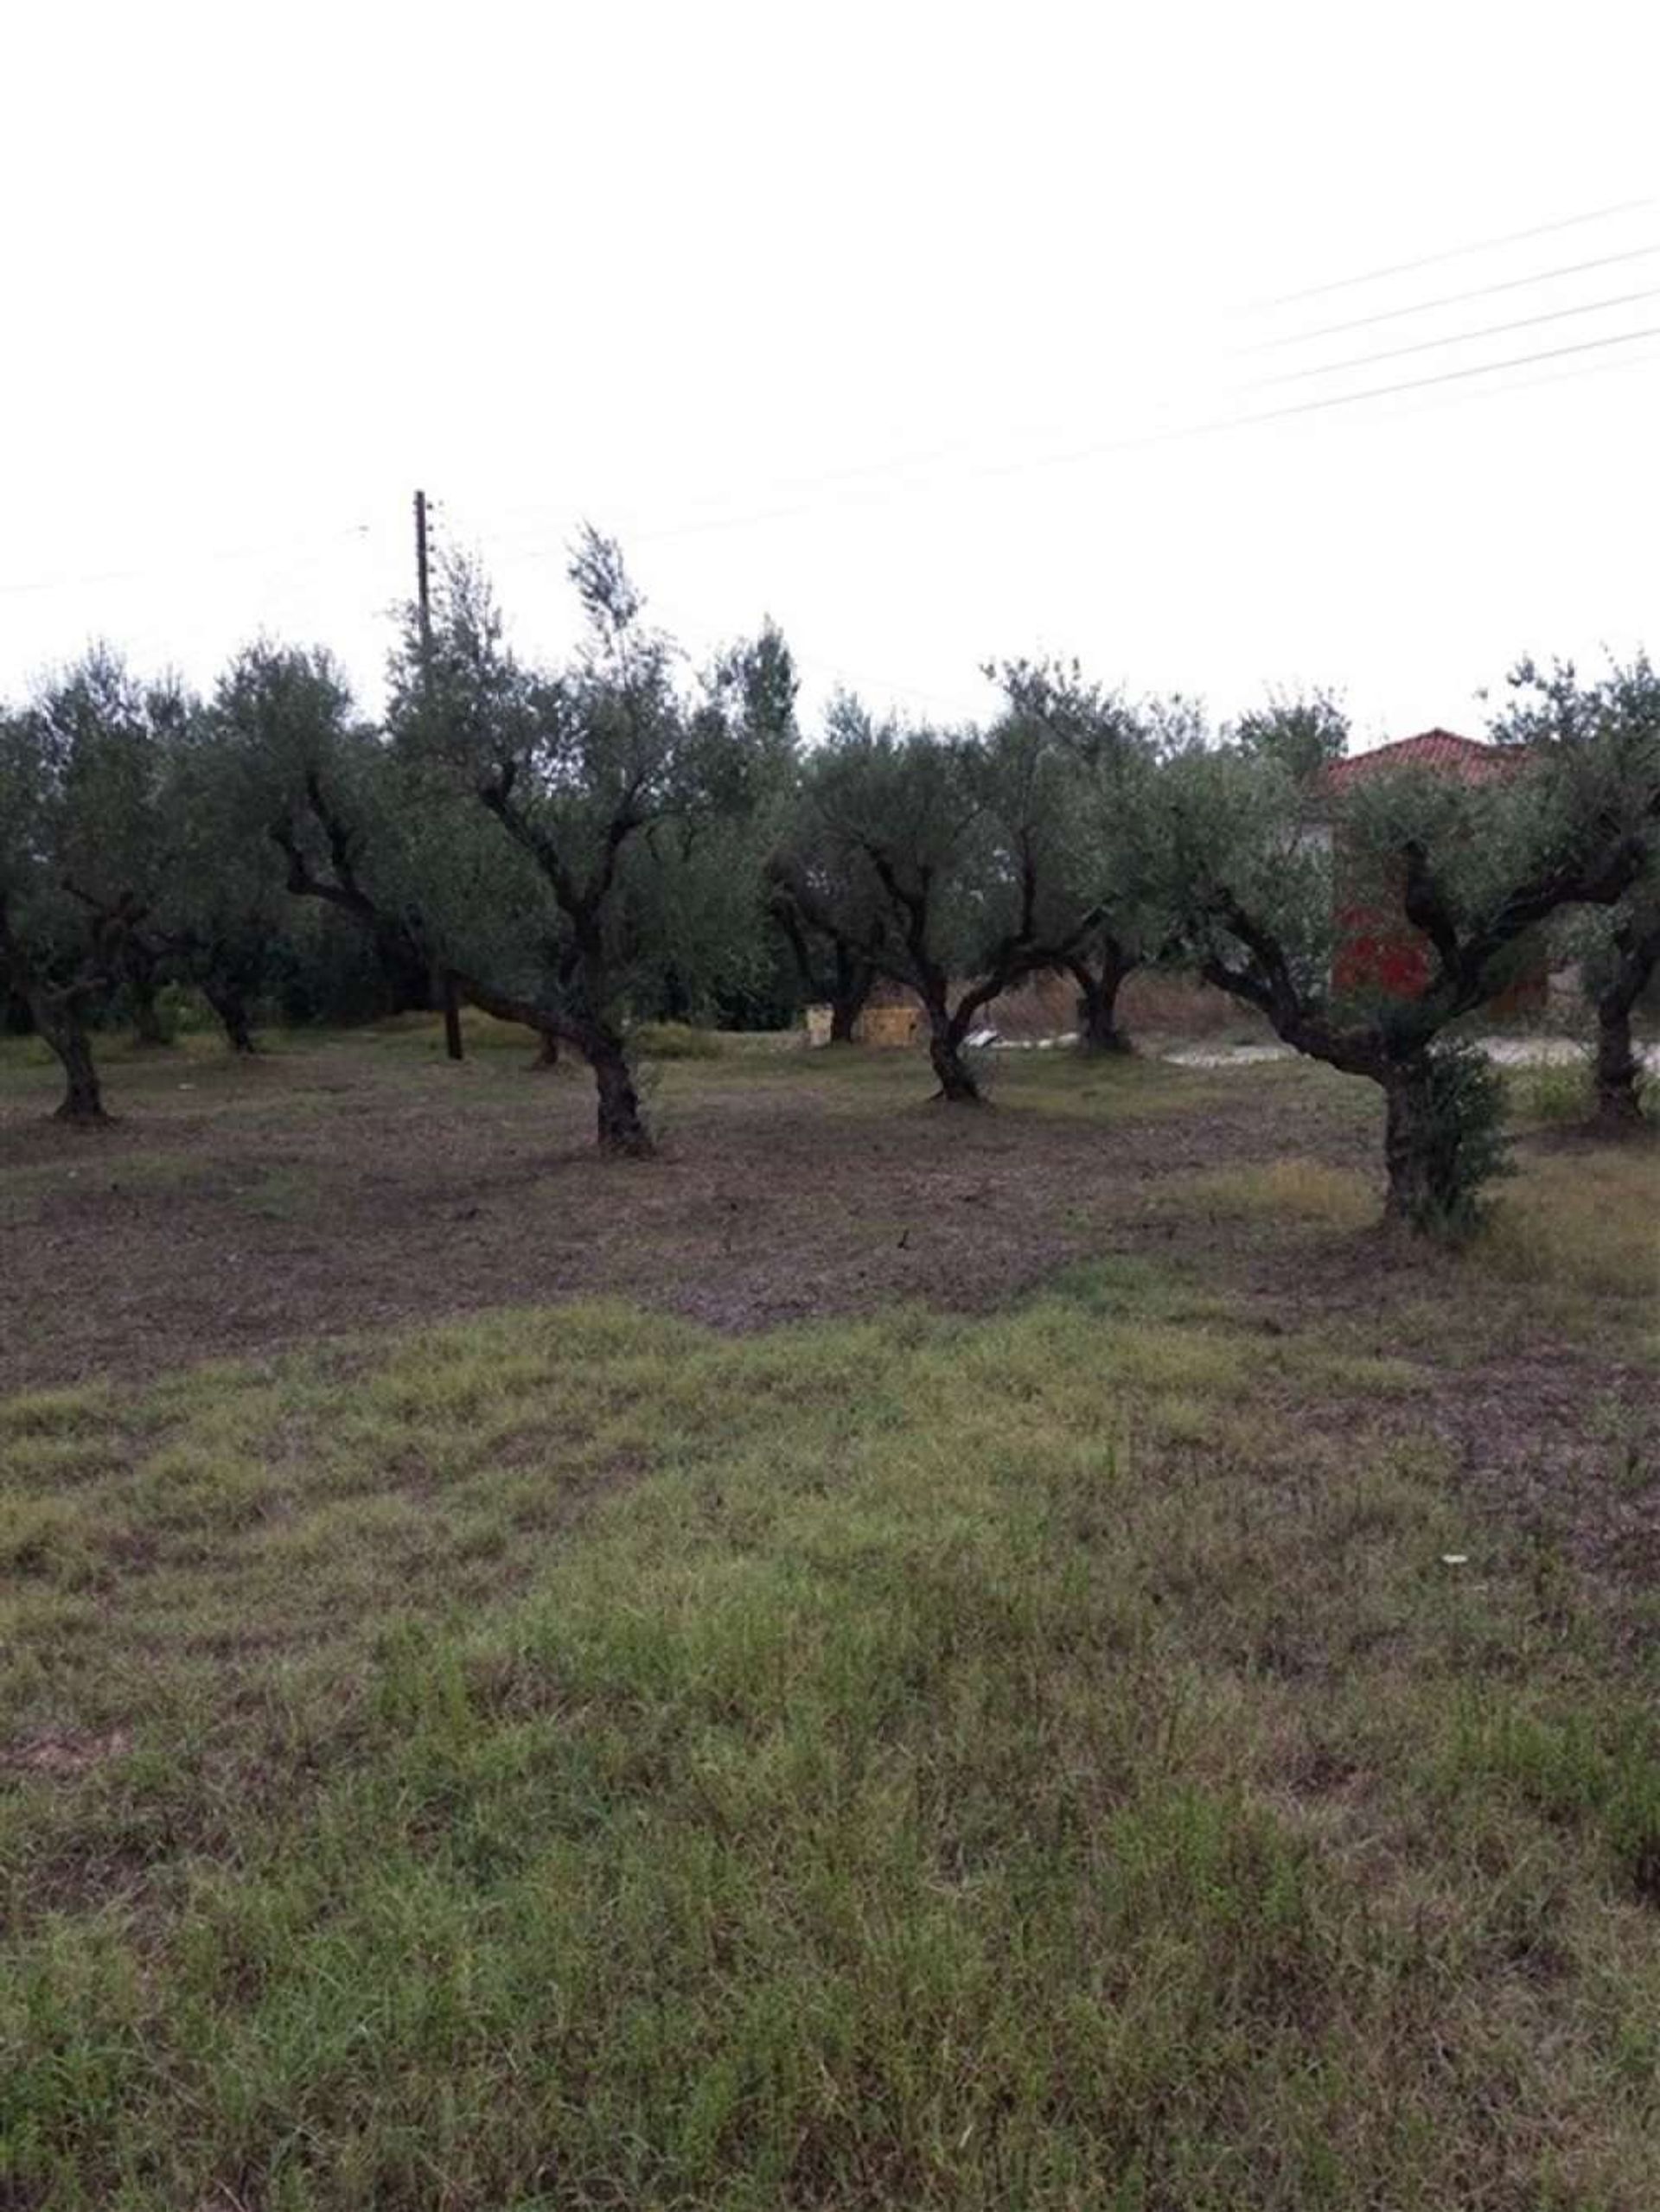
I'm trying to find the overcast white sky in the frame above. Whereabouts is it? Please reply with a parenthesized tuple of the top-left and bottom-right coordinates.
(4, 0, 1657, 750)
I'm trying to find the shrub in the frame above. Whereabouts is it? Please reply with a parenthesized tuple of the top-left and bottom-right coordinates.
(1401, 1039, 1514, 1240)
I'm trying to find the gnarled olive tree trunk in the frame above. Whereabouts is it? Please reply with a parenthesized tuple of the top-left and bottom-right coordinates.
(127, 961, 170, 1049)
(1066, 938, 1137, 1055)
(592, 1031, 650, 1154)
(0, 900, 111, 1123)
(1592, 920, 1658, 1130)
(1595, 1003, 1646, 1129)
(915, 969, 999, 1104)
(772, 901, 875, 1046)
(440, 972, 464, 1062)
(829, 996, 861, 1046)
(925, 1015, 983, 1102)
(450, 972, 650, 1155)
(201, 978, 258, 1055)
(39, 998, 108, 1123)
(828, 941, 875, 1044)
(1381, 1059, 1439, 1227)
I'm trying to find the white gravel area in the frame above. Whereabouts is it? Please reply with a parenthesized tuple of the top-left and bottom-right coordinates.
(981, 1033, 1658, 1071)
(1160, 1036, 1659, 1071)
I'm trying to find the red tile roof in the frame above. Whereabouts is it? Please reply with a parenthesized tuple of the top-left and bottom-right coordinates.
(1325, 729, 1520, 789)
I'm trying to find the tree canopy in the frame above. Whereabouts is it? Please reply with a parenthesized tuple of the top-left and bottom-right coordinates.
(5, 539, 1658, 1213)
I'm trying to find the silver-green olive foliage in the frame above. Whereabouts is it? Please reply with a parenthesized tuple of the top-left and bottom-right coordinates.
(989, 657, 1197, 1048)
(1160, 683, 1660, 1225)
(0, 646, 192, 1110)
(770, 691, 1108, 1097)
(386, 532, 795, 1035)
(1491, 653, 1660, 1124)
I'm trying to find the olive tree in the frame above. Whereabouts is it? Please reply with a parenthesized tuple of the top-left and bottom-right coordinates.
(1163, 695, 1660, 1231)
(764, 766, 886, 1047)
(388, 532, 778, 1153)
(144, 694, 297, 1053)
(769, 699, 1092, 1101)
(2, 724, 94, 1116)
(0, 647, 201, 1117)
(231, 643, 440, 1022)
(1579, 875, 1660, 1128)
(1491, 654, 1660, 1130)
(23, 647, 188, 1049)
(624, 622, 805, 1030)
(990, 659, 1192, 1054)
(0, 686, 121, 1121)
(1231, 685, 1349, 783)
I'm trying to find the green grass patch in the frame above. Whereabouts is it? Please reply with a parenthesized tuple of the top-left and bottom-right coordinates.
(4, 1284, 1660, 2209)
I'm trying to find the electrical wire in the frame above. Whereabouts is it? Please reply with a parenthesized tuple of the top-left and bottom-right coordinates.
(7, 205, 1659, 605)
(1242, 283, 1660, 389)
(484, 318, 1660, 556)
(958, 322, 1660, 490)
(1234, 239, 1660, 354)
(1242, 195, 1655, 309)
(0, 524, 372, 599)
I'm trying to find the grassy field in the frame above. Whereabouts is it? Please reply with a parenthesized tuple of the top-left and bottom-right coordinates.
(3, 1024, 1659, 2209)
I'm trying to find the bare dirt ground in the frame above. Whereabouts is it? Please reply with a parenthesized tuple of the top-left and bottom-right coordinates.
(4, 1024, 1657, 1594)
(3, 1030, 1366, 1388)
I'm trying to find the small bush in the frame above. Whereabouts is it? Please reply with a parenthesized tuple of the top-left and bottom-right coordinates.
(1396, 1040, 1513, 1240)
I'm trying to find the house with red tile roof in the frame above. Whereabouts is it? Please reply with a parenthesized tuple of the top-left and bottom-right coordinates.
(1318, 730, 1546, 1010)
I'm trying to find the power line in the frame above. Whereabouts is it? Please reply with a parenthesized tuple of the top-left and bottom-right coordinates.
(1201, 322, 1660, 439)
(816, 326, 1660, 495)
(1242, 195, 1655, 310)
(411, 208, 1660, 564)
(1235, 239, 1660, 355)
(11, 341, 1658, 730)
(1243, 284, 1660, 390)
(438, 434, 992, 546)
(10, 313, 1658, 611)
(429, 211, 1660, 558)
(7, 212, 1660, 611)
(1333, 328, 1660, 425)
(490, 322, 1660, 553)
(0, 523, 373, 599)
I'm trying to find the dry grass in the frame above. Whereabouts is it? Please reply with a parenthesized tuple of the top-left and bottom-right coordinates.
(1166, 1157, 1380, 1232)
(1479, 1143, 1660, 1299)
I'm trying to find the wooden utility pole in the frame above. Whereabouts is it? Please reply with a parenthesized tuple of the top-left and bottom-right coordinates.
(413, 488, 434, 660)
(414, 488, 465, 1062)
